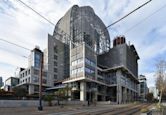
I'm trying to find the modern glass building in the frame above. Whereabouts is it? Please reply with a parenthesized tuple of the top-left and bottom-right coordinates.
(47, 5, 140, 104)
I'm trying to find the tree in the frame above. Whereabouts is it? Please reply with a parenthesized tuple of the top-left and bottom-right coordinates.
(155, 60, 166, 105)
(13, 87, 27, 99)
(54, 86, 71, 106)
(44, 94, 54, 106)
(146, 93, 153, 102)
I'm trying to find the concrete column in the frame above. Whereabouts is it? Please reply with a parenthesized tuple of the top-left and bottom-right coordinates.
(131, 91, 133, 101)
(80, 82, 86, 101)
(116, 85, 119, 104)
(82, 42, 85, 78)
(134, 92, 136, 101)
(117, 85, 122, 104)
(129, 90, 132, 102)
(69, 40, 72, 76)
(127, 89, 130, 102)
(124, 87, 127, 103)
(68, 90, 72, 101)
(94, 91, 97, 101)
(29, 85, 34, 95)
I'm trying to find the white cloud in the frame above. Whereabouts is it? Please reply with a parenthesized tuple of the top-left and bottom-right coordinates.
(144, 72, 156, 87)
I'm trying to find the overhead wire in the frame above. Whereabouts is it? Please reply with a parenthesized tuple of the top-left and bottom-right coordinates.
(100, 0, 152, 35)
(14, 0, 152, 40)
(0, 38, 31, 51)
(1, 0, 154, 56)
(0, 0, 153, 53)
(0, 47, 28, 59)
(107, 0, 152, 28)
(123, 3, 166, 34)
(15, 0, 55, 26)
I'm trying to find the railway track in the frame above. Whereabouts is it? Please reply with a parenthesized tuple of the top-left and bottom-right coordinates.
(101, 103, 152, 115)
(77, 103, 152, 115)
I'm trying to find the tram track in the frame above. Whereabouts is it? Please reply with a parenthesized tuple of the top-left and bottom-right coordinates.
(101, 103, 152, 115)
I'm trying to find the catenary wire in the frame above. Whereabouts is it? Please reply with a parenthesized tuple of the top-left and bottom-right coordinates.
(123, 3, 166, 34)
(0, 47, 28, 58)
(0, 38, 31, 51)
(15, 0, 55, 26)
(15, 0, 152, 38)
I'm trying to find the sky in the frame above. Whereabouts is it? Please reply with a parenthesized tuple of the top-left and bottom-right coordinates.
(0, 0, 166, 87)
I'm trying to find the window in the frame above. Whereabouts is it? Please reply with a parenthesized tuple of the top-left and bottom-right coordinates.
(54, 46, 58, 53)
(33, 77, 38, 83)
(54, 68, 57, 72)
(85, 58, 91, 65)
(25, 71, 27, 76)
(71, 61, 76, 66)
(28, 77, 30, 82)
(54, 74, 57, 79)
(85, 67, 91, 73)
(77, 67, 83, 73)
(85, 58, 95, 67)
(77, 58, 83, 63)
(42, 79, 47, 84)
(54, 55, 57, 60)
(85, 67, 95, 74)
(43, 72, 47, 77)
(71, 58, 83, 66)
(34, 69, 39, 75)
(34, 53, 41, 68)
(54, 61, 57, 66)
(71, 67, 83, 75)
(34, 86, 39, 92)
(28, 69, 30, 74)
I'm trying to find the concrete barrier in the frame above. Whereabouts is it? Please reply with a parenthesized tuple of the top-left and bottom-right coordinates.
(0, 100, 47, 107)
(0, 100, 87, 107)
(97, 101, 117, 105)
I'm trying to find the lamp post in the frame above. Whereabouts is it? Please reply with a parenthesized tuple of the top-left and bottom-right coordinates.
(38, 53, 43, 111)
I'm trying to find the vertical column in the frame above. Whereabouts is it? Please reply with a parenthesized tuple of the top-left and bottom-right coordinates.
(29, 85, 34, 95)
(68, 89, 72, 101)
(117, 85, 122, 104)
(116, 85, 118, 104)
(94, 85, 98, 101)
(131, 91, 133, 102)
(80, 81, 86, 101)
(69, 41, 72, 77)
(116, 70, 122, 104)
(82, 42, 85, 78)
(129, 90, 132, 102)
(134, 92, 136, 101)
(119, 86, 122, 104)
(124, 87, 127, 103)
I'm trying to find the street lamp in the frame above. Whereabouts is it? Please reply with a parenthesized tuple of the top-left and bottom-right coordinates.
(38, 52, 43, 111)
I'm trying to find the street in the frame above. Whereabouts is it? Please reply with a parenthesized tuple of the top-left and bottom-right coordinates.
(0, 103, 153, 115)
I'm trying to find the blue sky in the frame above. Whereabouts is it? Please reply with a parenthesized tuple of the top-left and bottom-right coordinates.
(0, 0, 166, 87)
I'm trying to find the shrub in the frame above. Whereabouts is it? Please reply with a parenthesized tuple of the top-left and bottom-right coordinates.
(44, 94, 54, 106)
(141, 108, 149, 113)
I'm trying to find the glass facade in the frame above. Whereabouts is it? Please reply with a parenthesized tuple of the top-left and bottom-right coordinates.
(34, 53, 41, 68)
(71, 58, 83, 66)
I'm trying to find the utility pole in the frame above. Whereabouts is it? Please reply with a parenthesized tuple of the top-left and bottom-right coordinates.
(38, 53, 43, 111)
